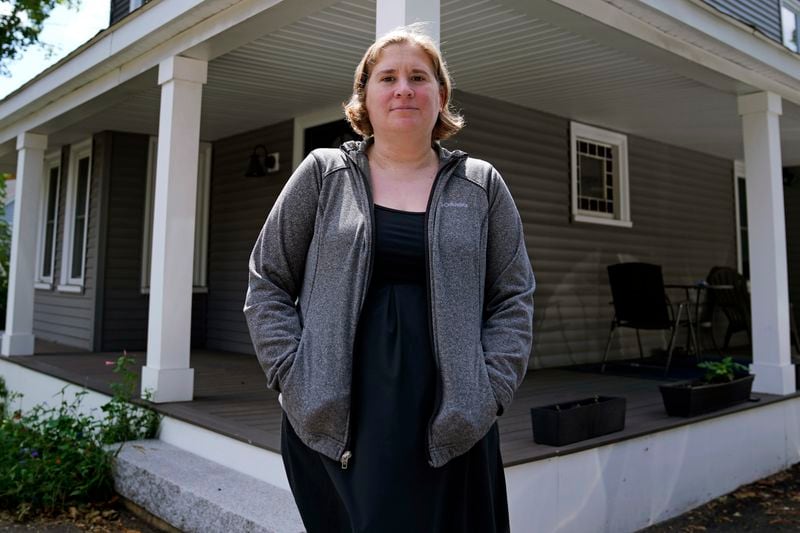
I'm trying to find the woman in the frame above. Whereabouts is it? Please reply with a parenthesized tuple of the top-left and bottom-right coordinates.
(244, 26, 534, 533)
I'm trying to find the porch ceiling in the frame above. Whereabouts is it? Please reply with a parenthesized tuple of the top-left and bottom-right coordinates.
(7, 0, 800, 170)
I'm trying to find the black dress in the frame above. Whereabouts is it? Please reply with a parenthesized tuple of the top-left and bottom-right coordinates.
(281, 204, 509, 533)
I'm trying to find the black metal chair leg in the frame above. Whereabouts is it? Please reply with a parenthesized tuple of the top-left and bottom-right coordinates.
(636, 329, 644, 360)
(664, 304, 685, 376)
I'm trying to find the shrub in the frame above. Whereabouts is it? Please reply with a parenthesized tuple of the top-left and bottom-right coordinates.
(0, 390, 114, 514)
(0, 354, 162, 516)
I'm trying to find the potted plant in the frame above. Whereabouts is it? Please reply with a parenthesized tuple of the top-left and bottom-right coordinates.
(530, 395, 626, 446)
(659, 357, 754, 417)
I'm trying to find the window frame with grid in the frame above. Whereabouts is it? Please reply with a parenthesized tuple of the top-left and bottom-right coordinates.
(35, 151, 62, 289)
(570, 121, 632, 228)
(58, 138, 92, 292)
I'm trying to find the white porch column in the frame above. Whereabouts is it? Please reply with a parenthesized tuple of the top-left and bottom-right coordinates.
(376, 0, 440, 44)
(141, 56, 207, 402)
(1, 133, 47, 356)
(737, 92, 794, 395)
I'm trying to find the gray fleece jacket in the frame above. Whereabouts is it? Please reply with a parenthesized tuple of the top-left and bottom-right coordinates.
(244, 140, 534, 468)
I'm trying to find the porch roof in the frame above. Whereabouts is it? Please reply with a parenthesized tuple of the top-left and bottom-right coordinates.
(3, 0, 800, 173)
(8, 341, 795, 468)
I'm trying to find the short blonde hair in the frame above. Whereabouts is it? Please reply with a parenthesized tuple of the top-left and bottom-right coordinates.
(343, 25, 464, 141)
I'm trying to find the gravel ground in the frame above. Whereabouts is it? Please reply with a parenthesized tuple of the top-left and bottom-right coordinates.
(642, 462, 800, 532)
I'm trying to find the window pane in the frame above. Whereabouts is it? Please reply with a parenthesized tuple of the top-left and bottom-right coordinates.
(782, 6, 798, 52)
(70, 157, 90, 280)
(41, 167, 59, 279)
(579, 155, 604, 198)
(737, 177, 748, 226)
(71, 217, 85, 279)
(42, 221, 54, 278)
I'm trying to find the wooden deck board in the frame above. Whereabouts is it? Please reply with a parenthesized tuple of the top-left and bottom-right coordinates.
(1, 341, 794, 468)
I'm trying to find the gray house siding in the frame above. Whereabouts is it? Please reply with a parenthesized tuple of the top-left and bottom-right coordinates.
(201, 92, 735, 367)
(205, 120, 293, 354)
(109, 0, 130, 26)
(96, 131, 207, 352)
(446, 91, 736, 367)
(33, 134, 105, 350)
(703, 0, 782, 43)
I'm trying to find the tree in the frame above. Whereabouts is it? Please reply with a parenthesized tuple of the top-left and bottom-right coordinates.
(1, 0, 79, 76)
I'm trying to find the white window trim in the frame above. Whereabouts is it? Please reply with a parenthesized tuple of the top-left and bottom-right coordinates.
(292, 105, 348, 170)
(35, 151, 61, 290)
(782, 0, 800, 52)
(57, 138, 92, 293)
(570, 121, 632, 228)
(129, 0, 144, 11)
(140, 137, 211, 294)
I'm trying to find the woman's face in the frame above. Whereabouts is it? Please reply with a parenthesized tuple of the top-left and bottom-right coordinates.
(364, 42, 444, 140)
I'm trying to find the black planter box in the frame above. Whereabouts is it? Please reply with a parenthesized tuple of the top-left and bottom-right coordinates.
(659, 374, 755, 417)
(530, 396, 626, 446)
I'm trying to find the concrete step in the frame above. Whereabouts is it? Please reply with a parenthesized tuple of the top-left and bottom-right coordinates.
(113, 440, 305, 533)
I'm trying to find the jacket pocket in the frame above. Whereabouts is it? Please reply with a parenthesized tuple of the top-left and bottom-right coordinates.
(431, 345, 498, 450)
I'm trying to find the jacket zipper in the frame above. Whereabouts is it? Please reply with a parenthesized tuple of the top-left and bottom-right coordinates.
(340, 153, 376, 470)
(423, 156, 462, 465)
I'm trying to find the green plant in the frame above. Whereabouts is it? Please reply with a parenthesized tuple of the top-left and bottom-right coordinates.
(0, 389, 113, 514)
(100, 353, 162, 448)
(697, 357, 749, 384)
(0, 354, 162, 516)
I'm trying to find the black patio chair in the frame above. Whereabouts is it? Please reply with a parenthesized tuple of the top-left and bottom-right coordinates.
(601, 262, 687, 376)
(705, 266, 751, 350)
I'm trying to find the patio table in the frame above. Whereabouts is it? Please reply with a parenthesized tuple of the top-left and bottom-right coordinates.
(665, 281, 734, 357)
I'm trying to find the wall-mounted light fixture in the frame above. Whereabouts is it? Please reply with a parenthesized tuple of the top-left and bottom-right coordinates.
(245, 145, 280, 177)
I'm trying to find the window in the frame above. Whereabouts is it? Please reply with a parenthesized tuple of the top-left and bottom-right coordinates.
(141, 137, 211, 293)
(35, 152, 62, 289)
(734, 161, 749, 280)
(58, 139, 92, 292)
(782, 1, 800, 52)
(570, 122, 631, 228)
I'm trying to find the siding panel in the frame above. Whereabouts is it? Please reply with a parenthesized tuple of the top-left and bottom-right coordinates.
(33, 134, 103, 350)
(206, 120, 294, 354)
(445, 91, 736, 367)
(109, 0, 129, 26)
(205, 93, 736, 368)
(98, 132, 207, 351)
(703, 0, 782, 43)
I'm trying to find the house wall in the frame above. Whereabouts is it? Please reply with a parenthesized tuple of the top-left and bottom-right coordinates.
(33, 135, 104, 350)
(205, 120, 293, 354)
(702, 0, 782, 43)
(445, 91, 737, 367)
(786, 179, 800, 338)
(201, 92, 735, 367)
(97, 131, 206, 352)
(110, 0, 130, 26)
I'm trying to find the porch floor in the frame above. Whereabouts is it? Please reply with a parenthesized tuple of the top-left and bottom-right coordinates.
(4, 340, 795, 468)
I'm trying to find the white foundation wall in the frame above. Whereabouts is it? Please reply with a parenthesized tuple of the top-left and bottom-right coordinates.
(4, 358, 800, 532)
(507, 399, 800, 532)
(0, 358, 291, 491)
